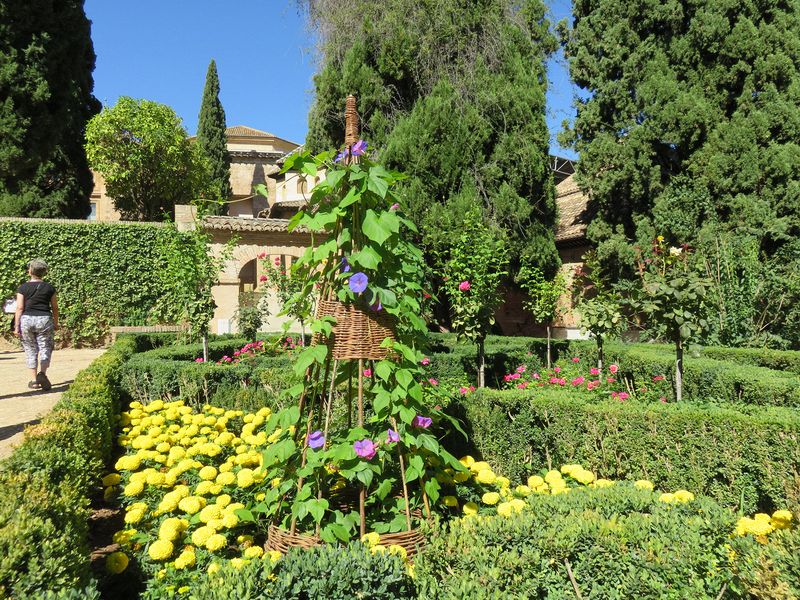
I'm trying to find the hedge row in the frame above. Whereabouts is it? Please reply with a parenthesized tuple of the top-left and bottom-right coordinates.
(0, 336, 138, 597)
(444, 387, 800, 513)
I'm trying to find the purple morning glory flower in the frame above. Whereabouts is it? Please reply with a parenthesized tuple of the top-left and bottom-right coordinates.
(354, 439, 377, 460)
(369, 300, 382, 312)
(351, 140, 368, 156)
(412, 415, 433, 429)
(390, 203, 400, 211)
(334, 148, 349, 163)
(307, 430, 325, 449)
(349, 272, 368, 294)
(340, 256, 351, 273)
(387, 429, 400, 443)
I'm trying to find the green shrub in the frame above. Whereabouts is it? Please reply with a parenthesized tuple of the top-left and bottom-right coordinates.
(446, 388, 800, 512)
(702, 345, 800, 375)
(415, 485, 738, 599)
(31, 584, 101, 600)
(0, 473, 90, 598)
(733, 525, 800, 599)
(188, 543, 414, 600)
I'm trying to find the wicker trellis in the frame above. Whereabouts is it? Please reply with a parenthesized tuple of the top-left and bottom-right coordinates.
(267, 95, 426, 559)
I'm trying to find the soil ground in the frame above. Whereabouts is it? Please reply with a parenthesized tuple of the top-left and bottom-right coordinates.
(0, 343, 106, 459)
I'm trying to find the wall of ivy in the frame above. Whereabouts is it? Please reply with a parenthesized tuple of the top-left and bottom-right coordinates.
(0, 219, 186, 346)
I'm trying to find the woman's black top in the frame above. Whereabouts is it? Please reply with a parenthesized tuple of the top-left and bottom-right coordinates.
(17, 281, 56, 316)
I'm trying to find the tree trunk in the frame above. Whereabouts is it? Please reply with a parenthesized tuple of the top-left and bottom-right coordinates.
(675, 337, 683, 402)
(546, 325, 552, 370)
(597, 336, 604, 372)
(202, 333, 209, 363)
(300, 320, 306, 346)
(477, 337, 486, 388)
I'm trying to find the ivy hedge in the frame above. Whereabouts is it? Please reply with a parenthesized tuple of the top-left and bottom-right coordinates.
(444, 387, 800, 513)
(0, 219, 189, 345)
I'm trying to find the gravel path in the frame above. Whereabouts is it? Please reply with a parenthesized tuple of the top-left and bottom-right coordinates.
(0, 347, 106, 460)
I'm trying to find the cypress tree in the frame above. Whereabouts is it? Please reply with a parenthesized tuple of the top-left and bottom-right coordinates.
(304, 0, 559, 276)
(0, 0, 100, 218)
(196, 59, 232, 214)
(561, 0, 800, 347)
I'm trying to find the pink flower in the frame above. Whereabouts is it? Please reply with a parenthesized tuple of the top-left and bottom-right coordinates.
(386, 429, 400, 443)
(572, 357, 580, 363)
(195, 357, 204, 363)
(458, 281, 471, 291)
(428, 378, 438, 386)
(354, 439, 377, 460)
(413, 415, 433, 429)
(590, 367, 600, 375)
(516, 365, 526, 374)
(607, 377, 616, 383)
(390, 203, 400, 211)
(571, 376, 585, 386)
(274, 257, 281, 266)
(258, 252, 267, 259)
(363, 368, 372, 377)
(554, 366, 561, 373)
(532, 373, 540, 380)
(516, 382, 528, 389)
(660, 397, 667, 403)
(587, 380, 600, 390)
(233, 351, 240, 357)
(469, 386, 476, 392)
(653, 375, 665, 381)
(609, 364, 619, 374)
(421, 357, 430, 366)
(611, 391, 618, 399)
(510, 373, 520, 380)
(259, 275, 267, 282)
(618, 391, 629, 401)
(459, 386, 469, 395)
(504, 374, 513, 382)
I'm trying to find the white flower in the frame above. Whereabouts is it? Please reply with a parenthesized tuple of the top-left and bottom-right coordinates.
(669, 247, 683, 256)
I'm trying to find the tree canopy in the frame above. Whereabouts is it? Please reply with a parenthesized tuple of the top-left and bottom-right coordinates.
(85, 97, 210, 221)
(304, 0, 559, 277)
(0, 0, 100, 218)
(196, 59, 232, 214)
(562, 0, 800, 347)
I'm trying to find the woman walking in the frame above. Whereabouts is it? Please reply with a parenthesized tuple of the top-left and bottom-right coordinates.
(13, 260, 59, 391)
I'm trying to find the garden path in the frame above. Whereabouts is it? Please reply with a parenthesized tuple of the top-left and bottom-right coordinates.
(0, 347, 106, 459)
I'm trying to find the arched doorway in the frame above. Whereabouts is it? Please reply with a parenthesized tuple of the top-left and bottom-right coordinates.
(238, 259, 257, 293)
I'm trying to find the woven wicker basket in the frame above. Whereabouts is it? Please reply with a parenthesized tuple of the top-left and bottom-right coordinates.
(266, 524, 321, 553)
(313, 299, 396, 360)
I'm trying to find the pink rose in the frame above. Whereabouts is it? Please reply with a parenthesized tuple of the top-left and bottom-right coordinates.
(458, 281, 471, 291)
(532, 373, 540, 380)
(421, 357, 430, 366)
(554, 366, 561, 373)
(195, 358, 204, 363)
(259, 275, 267, 282)
(516, 365, 526, 374)
(590, 367, 600, 375)
(609, 364, 619, 374)
(571, 376, 585, 386)
(459, 386, 469, 395)
(428, 378, 438, 386)
(572, 357, 580, 363)
(363, 368, 372, 377)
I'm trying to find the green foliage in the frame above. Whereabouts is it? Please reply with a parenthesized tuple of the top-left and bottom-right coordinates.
(85, 96, 210, 220)
(449, 388, 800, 512)
(196, 59, 232, 214)
(234, 303, 266, 343)
(0, 220, 205, 345)
(0, 0, 99, 218)
(733, 526, 800, 599)
(190, 543, 414, 599)
(305, 0, 558, 279)
(516, 262, 565, 325)
(416, 485, 737, 599)
(259, 255, 311, 335)
(561, 0, 800, 348)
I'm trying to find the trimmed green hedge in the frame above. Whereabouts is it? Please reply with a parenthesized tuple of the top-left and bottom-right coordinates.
(0, 335, 137, 597)
(445, 388, 800, 513)
(702, 345, 800, 375)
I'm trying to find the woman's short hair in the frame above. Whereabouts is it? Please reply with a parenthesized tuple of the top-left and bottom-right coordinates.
(28, 259, 48, 278)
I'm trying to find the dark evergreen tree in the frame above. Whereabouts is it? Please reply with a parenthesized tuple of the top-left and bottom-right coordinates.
(304, 0, 559, 276)
(561, 0, 800, 347)
(0, 0, 100, 218)
(196, 59, 232, 214)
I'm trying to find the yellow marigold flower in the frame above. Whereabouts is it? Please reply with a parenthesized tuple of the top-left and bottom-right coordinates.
(482, 492, 500, 505)
(442, 495, 459, 507)
(216, 494, 232, 508)
(463, 502, 479, 516)
(634, 480, 654, 491)
(593, 479, 614, 488)
(206, 533, 227, 552)
(124, 508, 145, 524)
(497, 502, 513, 517)
(146, 471, 165, 486)
(470, 461, 490, 474)
(223, 513, 239, 529)
(267, 550, 282, 562)
(177, 586, 190, 594)
(191, 526, 215, 547)
(199, 504, 223, 524)
(103, 486, 116, 501)
(387, 545, 407, 561)
(216, 472, 236, 486)
(527, 475, 544, 488)
(174, 549, 196, 569)
(361, 532, 381, 547)
(659, 493, 675, 503)
(495, 476, 510, 489)
(102, 473, 121, 487)
(573, 469, 595, 485)
(237, 534, 254, 546)
(207, 562, 220, 575)
(673, 490, 695, 503)
(230, 557, 246, 570)
(244, 546, 263, 559)
(476, 469, 496, 485)
(544, 470, 562, 485)
(178, 496, 205, 515)
(453, 470, 471, 483)
(148, 539, 174, 561)
(199, 466, 218, 481)
(771, 510, 793, 529)
(123, 480, 144, 497)
(237, 469, 255, 488)
(514, 485, 531, 497)
(157, 494, 179, 514)
(560, 464, 581, 476)
(195, 480, 214, 496)
(156, 442, 171, 453)
(106, 551, 129, 574)
(657, 235, 665, 242)
(158, 518, 183, 541)
(509, 498, 526, 512)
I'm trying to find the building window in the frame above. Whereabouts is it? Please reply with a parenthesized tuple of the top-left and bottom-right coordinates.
(88, 202, 97, 221)
(298, 177, 308, 195)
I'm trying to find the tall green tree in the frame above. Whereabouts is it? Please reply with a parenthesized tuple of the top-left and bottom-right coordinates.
(85, 97, 210, 221)
(304, 0, 559, 279)
(196, 59, 232, 215)
(561, 0, 800, 347)
(0, 0, 100, 218)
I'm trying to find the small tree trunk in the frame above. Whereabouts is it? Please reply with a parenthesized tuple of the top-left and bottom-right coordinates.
(597, 336, 604, 372)
(477, 337, 486, 388)
(675, 337, 683, 402)
(202, 333, 209, 363)
(300, 319, 306, 346)
(546, 325, 552, 370)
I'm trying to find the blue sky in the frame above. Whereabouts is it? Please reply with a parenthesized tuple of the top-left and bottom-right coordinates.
(85, 0, 580, 159)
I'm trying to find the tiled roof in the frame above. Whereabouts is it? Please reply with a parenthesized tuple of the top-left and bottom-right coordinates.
(202, 215, 307, 233)
(554, 174, 589, 243)
(225, 125, 276, 138)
